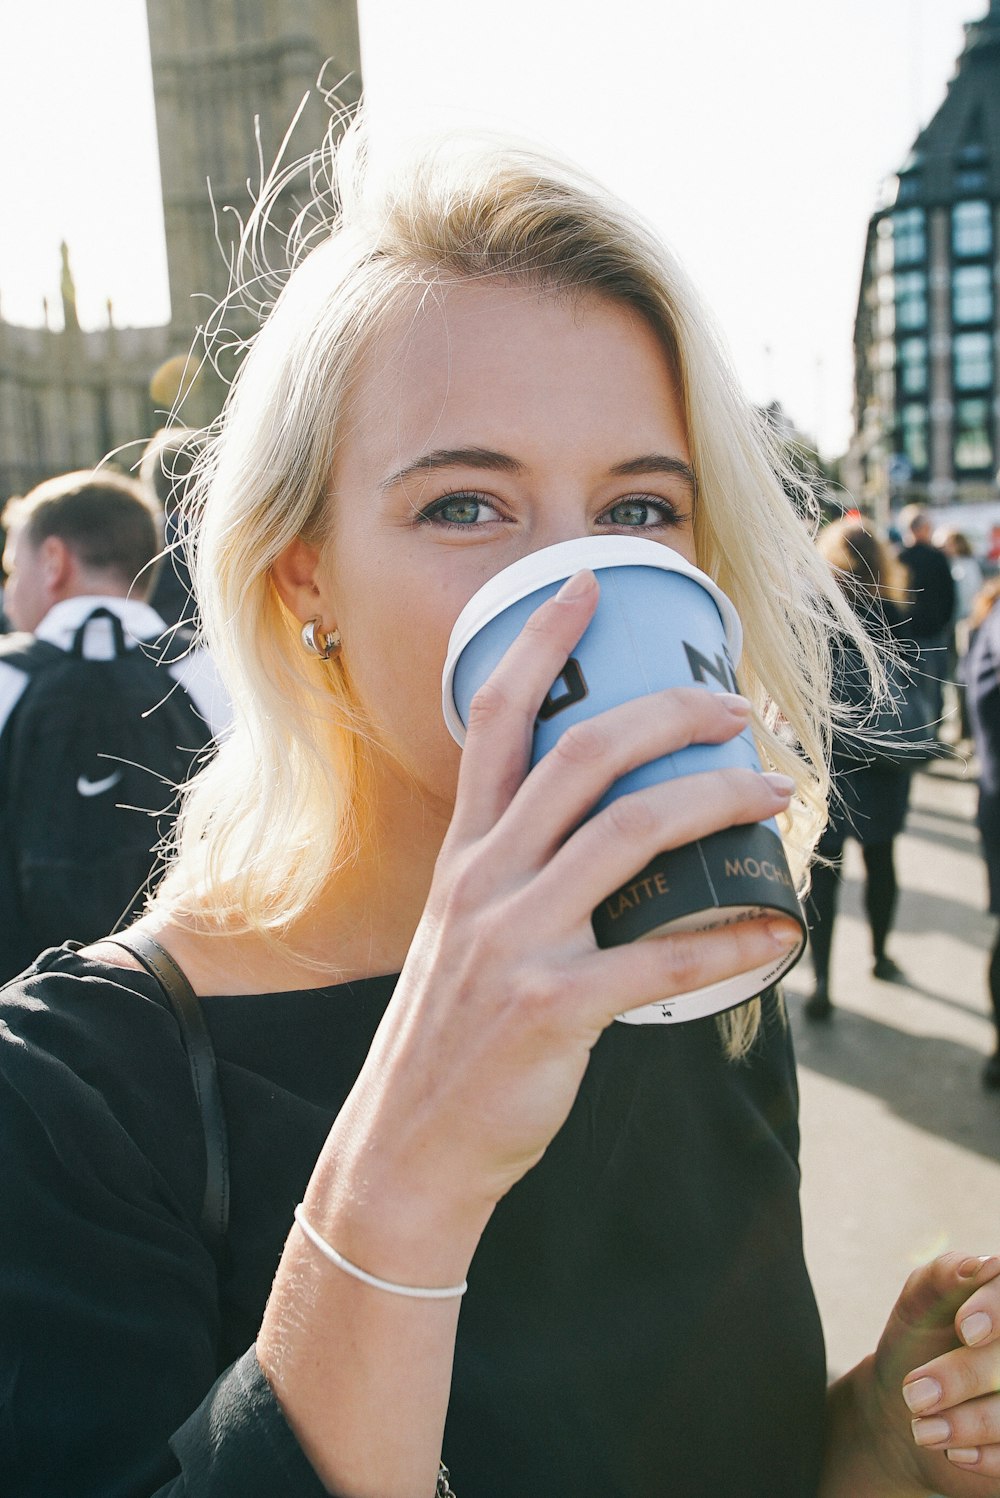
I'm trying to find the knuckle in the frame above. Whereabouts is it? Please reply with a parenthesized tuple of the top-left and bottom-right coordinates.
(963, 1398, 999, 1444)
(466, 679, 511, 731)
(434, 851, 491, 921)
(951, 1358, 988, 1407)
(604, 793, 658, 842)
(660, 933, 702, 993)
(552, 718, 609, 766)
(902, 1263, 928, 1300)
(508, 964, 569, 1021)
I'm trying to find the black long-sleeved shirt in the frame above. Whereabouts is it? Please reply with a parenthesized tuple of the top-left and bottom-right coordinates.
(0, 947, 827, 1496)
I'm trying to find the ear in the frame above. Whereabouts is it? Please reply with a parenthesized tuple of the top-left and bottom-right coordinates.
(271, 536, 329, 625)
(39, 535, 75, 599)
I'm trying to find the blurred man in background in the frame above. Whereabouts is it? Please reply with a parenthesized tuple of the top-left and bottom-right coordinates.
(0, 469, 227, 981)
(896, 505, 956, 738)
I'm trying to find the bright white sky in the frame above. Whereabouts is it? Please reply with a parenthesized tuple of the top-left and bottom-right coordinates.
(0, 0, 987, 458)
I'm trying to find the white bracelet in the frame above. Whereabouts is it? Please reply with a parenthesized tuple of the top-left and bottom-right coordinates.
(293, 1204, 469, 1300)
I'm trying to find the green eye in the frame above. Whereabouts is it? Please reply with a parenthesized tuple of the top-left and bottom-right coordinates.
(599, 496, 683, 529)
(607, 499, 653, 526)
(418, 492, 502, 527)
(437, 497, 483, 525)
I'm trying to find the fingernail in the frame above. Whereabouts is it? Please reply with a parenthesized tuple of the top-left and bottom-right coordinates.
(958, 1256, 985, 1277)
(766, 919, 801, 952)
(715, 692, 751, 718)
(947, 1448, 981, 1467)
(555, 570, 596, 603)
(761, 772, 795, 796)
(903, 1377, 942, 1414)
(911, 1416, 951, 1446)
(960, 1311, 992, 1345)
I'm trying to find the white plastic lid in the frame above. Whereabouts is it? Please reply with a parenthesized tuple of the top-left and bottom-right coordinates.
(441, 536, 743, 744)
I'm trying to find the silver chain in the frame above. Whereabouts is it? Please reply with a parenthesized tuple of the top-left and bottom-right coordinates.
(436, 1461, 457, 1497)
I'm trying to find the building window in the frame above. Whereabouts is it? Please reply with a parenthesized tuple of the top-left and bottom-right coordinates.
(952, 200, 992, 258)
(897, 172, 923, 206)
(892, 207, 925, 266)
(900, 404, 929, 472)
(954, 128, 987, 195)
(954, 331, 993, 391)
(895, 271, 927, 330)
(955, 166, 988, 194)
(897, 337, 927, 395)
(954, 398, 993, 471)
(953, 264, 993, 326)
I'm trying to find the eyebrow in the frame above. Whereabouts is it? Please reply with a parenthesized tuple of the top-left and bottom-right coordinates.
(380, 446, 698, 498)
(380, 447, 526, 492)
(608, 455, 699, 499)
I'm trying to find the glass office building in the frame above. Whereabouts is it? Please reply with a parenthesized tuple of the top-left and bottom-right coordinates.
(850, 2, 1000, 524)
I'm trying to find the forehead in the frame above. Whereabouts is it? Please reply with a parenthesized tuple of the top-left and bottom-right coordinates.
(338, 280, 682, 465)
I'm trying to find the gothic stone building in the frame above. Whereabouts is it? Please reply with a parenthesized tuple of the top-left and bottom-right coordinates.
(0, 0, 360, 503)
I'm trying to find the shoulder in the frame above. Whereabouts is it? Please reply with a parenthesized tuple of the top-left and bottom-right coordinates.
(0, 944, 185, 1083)
(0, 634, 64, 730)
(0, 945, 206, 1221)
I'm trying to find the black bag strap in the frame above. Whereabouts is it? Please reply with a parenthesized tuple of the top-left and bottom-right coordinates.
(71, 607, 129, 659)
(107, 930, 230, 1265)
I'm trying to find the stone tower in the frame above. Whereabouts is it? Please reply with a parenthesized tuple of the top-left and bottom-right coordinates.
(0, 3, 362, 502)
(145, 0, 361, 346)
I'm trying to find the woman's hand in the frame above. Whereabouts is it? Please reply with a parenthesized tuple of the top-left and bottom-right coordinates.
(323, 568, 799, 1263)
(894, 1253, 1000, 1492)
(827, 1253, 1000, 1496)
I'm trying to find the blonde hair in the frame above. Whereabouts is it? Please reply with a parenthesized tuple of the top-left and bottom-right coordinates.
(153, 110, 879, 1056)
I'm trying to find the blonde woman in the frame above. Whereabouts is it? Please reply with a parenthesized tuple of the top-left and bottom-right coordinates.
(1, 120, 999, 1498)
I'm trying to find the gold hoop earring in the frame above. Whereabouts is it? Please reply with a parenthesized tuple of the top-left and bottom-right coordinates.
(301, 617, 342, 660)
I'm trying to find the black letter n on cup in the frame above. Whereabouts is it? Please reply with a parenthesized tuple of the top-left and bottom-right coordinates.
(684, 642, 738, 693)
(538, 657, 589, 721)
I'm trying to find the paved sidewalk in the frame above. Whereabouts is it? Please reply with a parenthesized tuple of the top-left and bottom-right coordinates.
(785, 755, 1000, 1377)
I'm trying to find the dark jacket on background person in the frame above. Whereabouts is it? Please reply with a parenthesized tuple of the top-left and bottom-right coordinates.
(897, 540, 956, 640)
(822, 595, 914, 850)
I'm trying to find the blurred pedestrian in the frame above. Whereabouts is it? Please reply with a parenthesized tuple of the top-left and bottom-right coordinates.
(936, 527, 985, 743)
(0, 469, 229, 981)
(963, 576, 1000, 1087)
(805, 516, 915, 1020)
(140, 426, 203, 631)
(896, 505, 956, 737)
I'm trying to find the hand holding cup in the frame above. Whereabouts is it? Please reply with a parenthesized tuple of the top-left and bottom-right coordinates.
(443, 536, 806, 1022)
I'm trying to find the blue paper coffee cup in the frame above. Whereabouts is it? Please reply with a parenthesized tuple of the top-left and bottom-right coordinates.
(442, 536, 806, 1023)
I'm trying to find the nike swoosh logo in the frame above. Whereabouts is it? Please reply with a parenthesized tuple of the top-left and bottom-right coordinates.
(76, 770, 124, 798)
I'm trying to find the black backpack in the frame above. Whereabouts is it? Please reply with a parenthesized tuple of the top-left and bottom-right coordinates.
(0, 607, 214, 979)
